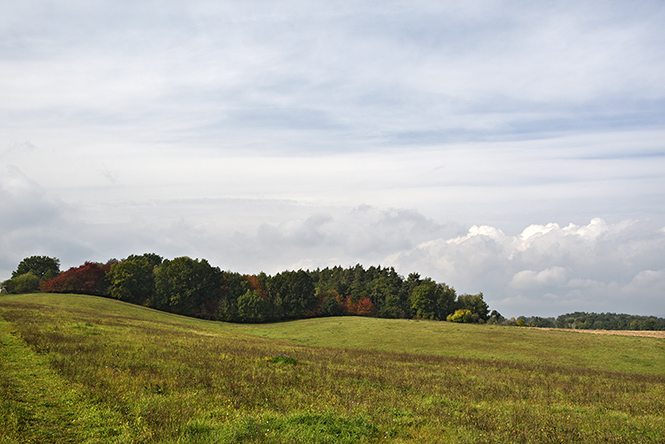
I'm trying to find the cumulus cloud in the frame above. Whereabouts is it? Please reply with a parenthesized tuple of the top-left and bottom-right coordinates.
(386, 219, 665, 317)
(509, 267, 569, 290)
(250, 206, 458, 272)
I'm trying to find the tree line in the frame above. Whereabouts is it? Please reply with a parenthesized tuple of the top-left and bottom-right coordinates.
(1, 255, 493, 324)
(7, 255, 661, 330)
(510, 312, 665, 331)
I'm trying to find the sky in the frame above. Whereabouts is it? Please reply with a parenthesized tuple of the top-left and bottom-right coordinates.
(2, 0, 665, 318)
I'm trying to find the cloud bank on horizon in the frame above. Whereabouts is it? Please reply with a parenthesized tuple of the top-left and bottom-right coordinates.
(2, 1, 664, 317)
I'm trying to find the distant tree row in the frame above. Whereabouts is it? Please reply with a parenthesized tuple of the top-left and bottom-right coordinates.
(508, 312, 665, 331)
(5, 255, 663, 330)
(1, 255, 491, 324)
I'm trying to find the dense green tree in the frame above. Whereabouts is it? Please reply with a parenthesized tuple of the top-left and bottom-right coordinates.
(126, 253, 163, 269)
(348, 264, 370, 303)
(270, 270, 316, 319)
(108, 257, 156, 305)
(318, 289, 344, 317)
(216, 271, 250, 321)
(402, 272, 422, 317)
(367, 268, 404, 315)
(154, 257, 222, 316)
(456, 293, 490, 321)
(437, 283, 457, 319)
(2, 272, 40, 294)
(12, 255, 60, 281)
(236, 289, 267, 323)
(246, 273, 279, 320)
(366, 276, 390, 309)
(411, 282, 435, 319)
(411, 279, 456, 320)
(379, 292, 406, 318)
(333, 266, 351, 295)
(642, 318, 657, 330)
(528, 316, 554, 328)
(15, 272, 41, 293)
(551, 312, 665, 331)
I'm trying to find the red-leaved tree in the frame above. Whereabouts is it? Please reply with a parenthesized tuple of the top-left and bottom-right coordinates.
(342, 296, 376, 316)
(40, 262, 111, 296)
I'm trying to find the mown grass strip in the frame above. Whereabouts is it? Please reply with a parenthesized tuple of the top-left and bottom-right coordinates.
(0, 319, 131, 443)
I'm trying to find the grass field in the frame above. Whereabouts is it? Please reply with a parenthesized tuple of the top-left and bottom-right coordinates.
(1, 293, 664, 443)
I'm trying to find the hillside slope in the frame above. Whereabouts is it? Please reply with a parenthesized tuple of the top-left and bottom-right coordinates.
(1, 293, 664, 443)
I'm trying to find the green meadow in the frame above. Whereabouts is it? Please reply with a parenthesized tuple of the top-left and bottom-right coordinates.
(1, 293, 664, 443)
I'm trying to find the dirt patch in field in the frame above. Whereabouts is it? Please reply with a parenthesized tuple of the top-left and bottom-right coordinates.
(534, 327, 665, 338)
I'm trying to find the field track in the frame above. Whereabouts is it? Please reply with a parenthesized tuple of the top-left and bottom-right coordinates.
(534, 327, 665, 338)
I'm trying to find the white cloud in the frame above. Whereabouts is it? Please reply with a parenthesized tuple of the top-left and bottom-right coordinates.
(387, 219, 665, 317)
(509, 267, 569, 290)
(258, 214, 334, 248)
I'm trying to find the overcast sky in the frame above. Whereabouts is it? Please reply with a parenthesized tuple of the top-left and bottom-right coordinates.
(2, 1, 664, 317)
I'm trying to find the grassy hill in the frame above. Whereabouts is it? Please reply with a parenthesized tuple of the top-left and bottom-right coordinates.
(1, 293, 664, 443)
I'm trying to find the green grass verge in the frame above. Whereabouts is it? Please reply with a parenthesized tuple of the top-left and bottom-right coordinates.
(1, 293, 664, 443)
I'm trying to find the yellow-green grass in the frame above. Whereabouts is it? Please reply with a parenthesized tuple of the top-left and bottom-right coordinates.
(1, 293, 664, 443)
(238, 316, 665, 377)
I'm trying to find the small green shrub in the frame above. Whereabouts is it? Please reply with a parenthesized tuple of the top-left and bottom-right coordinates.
(1, 272, 40, 294)
(265, 354, 297, 365)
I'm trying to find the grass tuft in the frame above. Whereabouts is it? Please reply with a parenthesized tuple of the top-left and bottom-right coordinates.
(265, 354, 298, 365)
